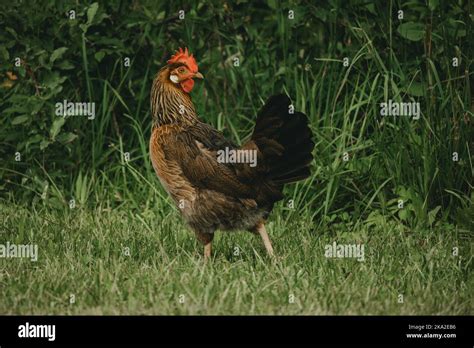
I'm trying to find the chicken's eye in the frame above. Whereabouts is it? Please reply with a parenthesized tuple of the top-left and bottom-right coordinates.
(178, 67, 186, 74)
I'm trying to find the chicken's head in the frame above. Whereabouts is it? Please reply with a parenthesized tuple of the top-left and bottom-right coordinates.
(167, 47, 203, 93)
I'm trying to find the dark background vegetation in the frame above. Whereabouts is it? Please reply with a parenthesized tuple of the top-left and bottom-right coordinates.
(0, 0, 472, 229)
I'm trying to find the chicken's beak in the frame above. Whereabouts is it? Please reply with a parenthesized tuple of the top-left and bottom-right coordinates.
(194, 72, 204, 79)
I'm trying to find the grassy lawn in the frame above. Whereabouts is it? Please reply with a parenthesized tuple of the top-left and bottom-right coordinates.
(1, 202, 471, 315)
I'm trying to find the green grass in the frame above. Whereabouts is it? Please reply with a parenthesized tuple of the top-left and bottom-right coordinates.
(0, 202, 471, 315)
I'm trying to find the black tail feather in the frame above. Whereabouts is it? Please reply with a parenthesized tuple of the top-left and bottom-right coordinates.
(252, 94, 314, 188)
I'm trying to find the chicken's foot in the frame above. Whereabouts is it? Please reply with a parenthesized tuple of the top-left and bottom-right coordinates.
(256, 223, 274, 256)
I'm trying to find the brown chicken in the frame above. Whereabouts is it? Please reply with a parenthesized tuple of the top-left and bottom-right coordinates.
(150, 48, 314, 259)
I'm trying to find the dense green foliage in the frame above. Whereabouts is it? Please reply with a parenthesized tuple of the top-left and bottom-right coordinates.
(1, 1, 472, 227)
(0, 1, 472, 314)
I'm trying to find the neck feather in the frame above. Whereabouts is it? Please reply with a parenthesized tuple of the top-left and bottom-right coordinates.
(150, 67, 197, 127)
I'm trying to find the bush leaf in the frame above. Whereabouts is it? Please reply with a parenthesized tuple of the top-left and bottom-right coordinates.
(397, 22, 425, 41)
(50, 117, 66, 140)
(87, 3, 99, 24)
(11, 115, 29, 125)
(50, 47, 68, 63)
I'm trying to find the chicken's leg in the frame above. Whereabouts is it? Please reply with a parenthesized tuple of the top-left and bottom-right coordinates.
(256, 223, 274, 256)
(204, 242, 212, 259)
(194, 230, 214, 260)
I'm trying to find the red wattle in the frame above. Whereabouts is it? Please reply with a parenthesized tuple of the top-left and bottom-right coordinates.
(181, 79, 195, 93)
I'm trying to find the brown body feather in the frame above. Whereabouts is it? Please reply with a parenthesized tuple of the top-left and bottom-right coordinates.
(150, 63, 314, 250)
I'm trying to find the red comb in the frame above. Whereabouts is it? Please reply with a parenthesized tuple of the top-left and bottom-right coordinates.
(167, 47, 198, 73)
